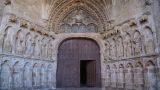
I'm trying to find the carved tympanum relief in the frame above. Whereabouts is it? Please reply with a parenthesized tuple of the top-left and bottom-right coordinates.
(59, 9, 98, 33)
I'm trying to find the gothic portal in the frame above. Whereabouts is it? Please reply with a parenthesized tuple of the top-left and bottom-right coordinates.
(0, 0, 160, 90)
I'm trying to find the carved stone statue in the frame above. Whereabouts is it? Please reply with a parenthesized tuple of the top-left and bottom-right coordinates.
(3, 28, 13, 53)
(23, 63, 32, 88)
(104, 42, 110, 59)
(133, 32, 142, 56)
(144, 28, 154, 54)
(41, 65, 47, 87)
(13, 62, 23, 88)
(41, 38, 47, 58)
(34, 38, 41, 57)
(125, 64, 134, 89)
(16, 31, 25, 55)
(25, 34, 34, 56)
(110, 40, 116, 59)
(47, 65, 53, 88)
(117, 37, 123, 58)
(124, 35, 132, 58)
(0, 61, 11, 89)
(33, 64, 40, 86)
(47, 40, 53, 59)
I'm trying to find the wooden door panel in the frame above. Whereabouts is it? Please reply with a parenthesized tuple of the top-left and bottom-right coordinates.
(57, 38, 101, 88)
(87, 61, 96, 87)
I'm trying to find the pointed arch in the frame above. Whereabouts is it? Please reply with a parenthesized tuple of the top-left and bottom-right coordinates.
(117, 64, 124, 88)
(134, 62, 144, 90)
(33, 63, 40, 87)
(111, 64, 117, 88)
(15, 30, 25, 55)
(41, 64, 47, 87)
(23, 62, 32, 88)
(3, 27, 13, 53)
(117, 36, 123, 58)
(105, 65, 111, 87)
(87, 23, 98, 32)
(145, 60, 156, 90)
(25, 32, 33, 56)
(143, 26, 155, 54)
(125, 63, 134, 89)
(59, 24, 71, 33)
(0, 60, 11, 89)
(13, 61, 23, 88)
(47, 64, 53, 87)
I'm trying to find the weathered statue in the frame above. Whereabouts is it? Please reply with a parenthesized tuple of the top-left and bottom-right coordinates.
(41, 38, 47, 58)
(33, 64, 40, 86)
(124, 35, 132, 58)
(16, 31, 25, 55)
(144, 28, 154, 54)
(13, 62, 23, 88)
(134, 63, 144, 90)
(125, 64, 134, 89)
(47, 40, 53, 59)
(0, 61, 11, 89)
(133, 32, 142, 56)
(104, 41, 110, 60)
(34, 38, 41, 57)
(47, 65, 53, 88)
(105, 65, 111, 87)
(3, 28, 13, 53)
(117, 37, 123, 58)
(41, 65, 47, 87)
(25, 34, 33, 57)
(110, 40, 116, 59)
(23, 63, 32, 88)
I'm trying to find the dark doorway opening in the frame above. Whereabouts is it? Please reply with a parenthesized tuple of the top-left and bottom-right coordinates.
(80, 60, 96, 87)
(80, 61, 87, 86)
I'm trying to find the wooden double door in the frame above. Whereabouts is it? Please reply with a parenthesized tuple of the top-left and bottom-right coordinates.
(57, 38, 101, 88)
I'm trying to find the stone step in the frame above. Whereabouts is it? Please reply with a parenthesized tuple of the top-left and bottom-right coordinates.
(53, 88, 103, 90)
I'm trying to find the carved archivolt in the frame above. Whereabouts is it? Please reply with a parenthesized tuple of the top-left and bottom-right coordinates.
(48, 0, 111, 33)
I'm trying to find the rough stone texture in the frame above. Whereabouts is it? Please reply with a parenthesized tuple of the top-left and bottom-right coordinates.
(0, 0, 160, 90)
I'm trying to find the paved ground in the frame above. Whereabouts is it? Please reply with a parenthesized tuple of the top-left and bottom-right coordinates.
(1, 87, 125, 90)
(53, 88, 104, 90)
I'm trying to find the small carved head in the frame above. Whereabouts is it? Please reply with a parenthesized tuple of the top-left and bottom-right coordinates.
(9, 15, 17, 23)
(20, 20, 28, 28)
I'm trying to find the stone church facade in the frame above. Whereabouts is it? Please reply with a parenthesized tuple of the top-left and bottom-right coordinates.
(0, 0, 160, 90)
